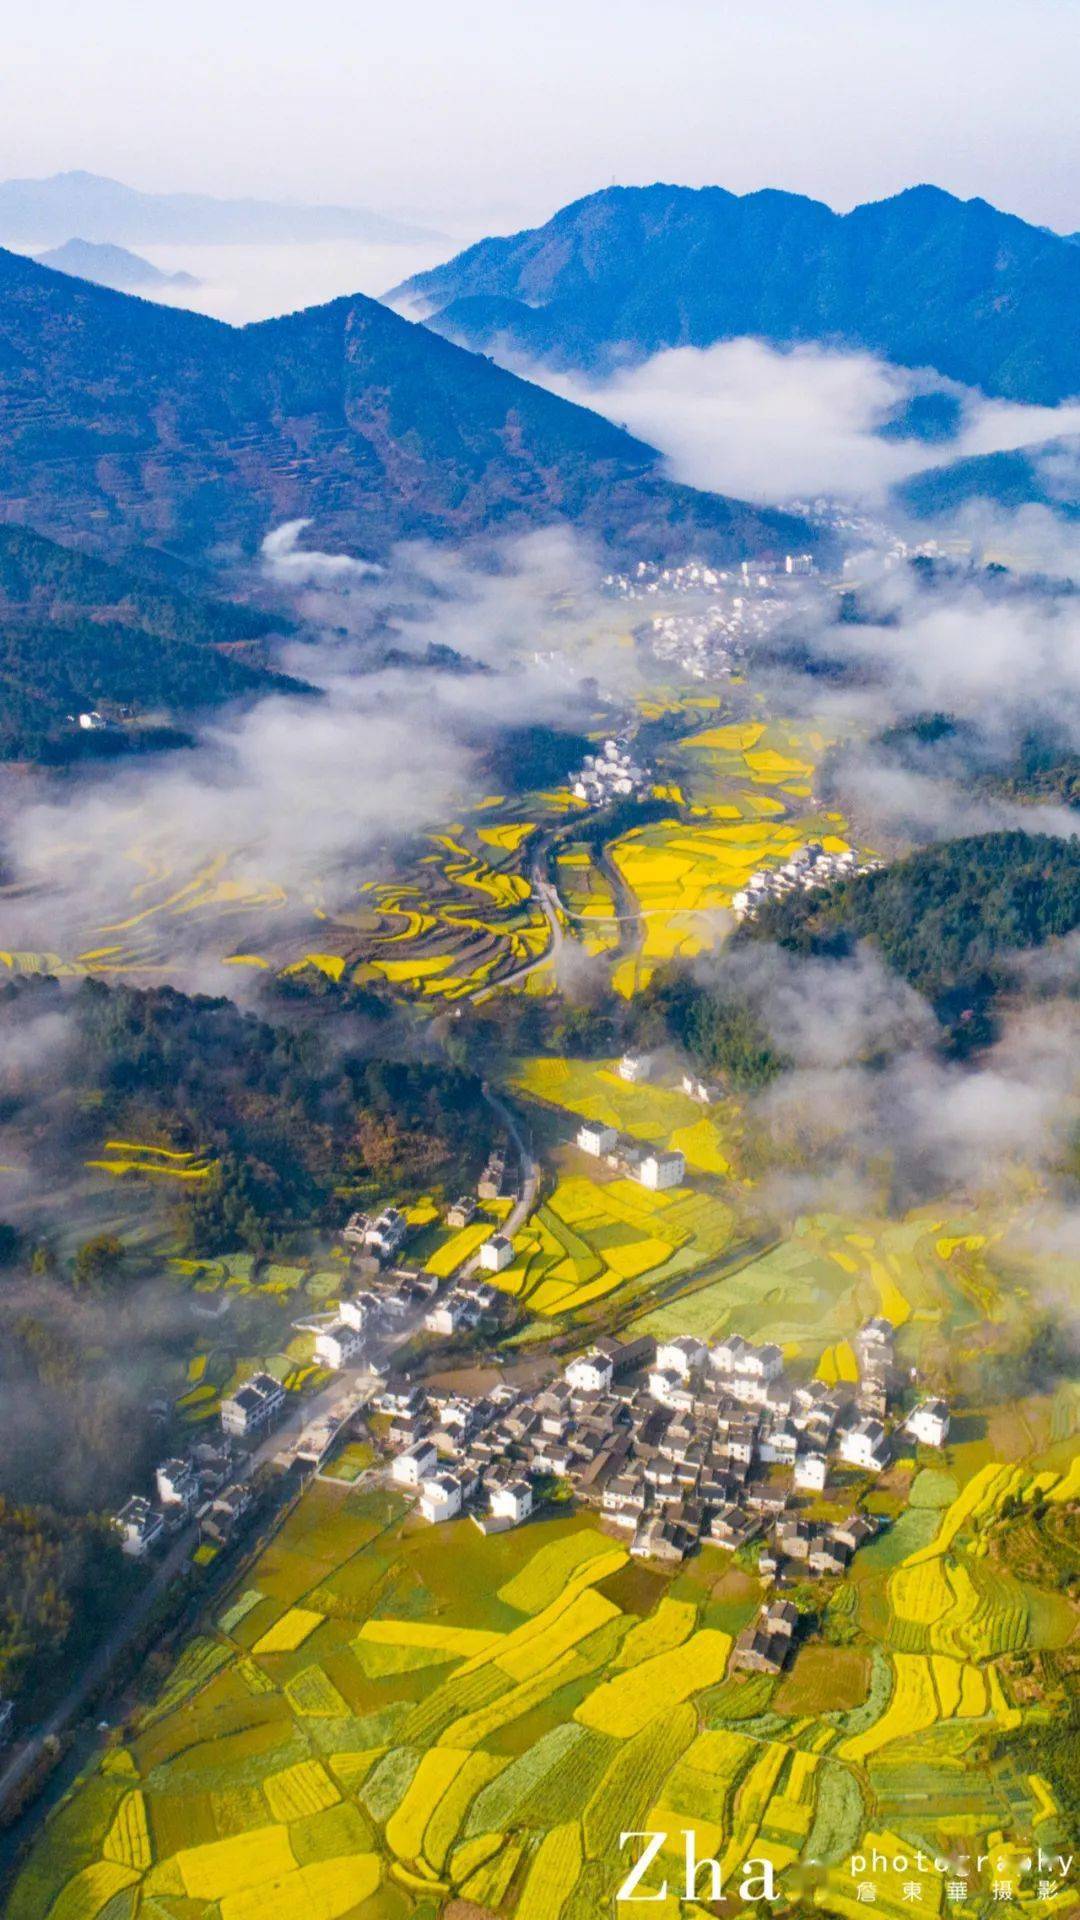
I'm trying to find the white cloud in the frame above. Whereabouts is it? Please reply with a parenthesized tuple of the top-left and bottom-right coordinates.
(535, 338, 1080, 504)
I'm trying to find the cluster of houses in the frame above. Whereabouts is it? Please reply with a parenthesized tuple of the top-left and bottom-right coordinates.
(576, 1116, 686, 1191)
(730, 842, 882, 921)
(343, 1205, 410, 1264)
(573, 1054, 687, 1189)
(371, 1314, 950, 1642)
(112, 1436, 250, 1559)
(602, 557, 818, 680)
(604, 558, 815, 600)
(569, 736, 651, 807)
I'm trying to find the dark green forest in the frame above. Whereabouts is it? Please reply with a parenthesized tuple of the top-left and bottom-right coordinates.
(740, 831, 1080, 1047)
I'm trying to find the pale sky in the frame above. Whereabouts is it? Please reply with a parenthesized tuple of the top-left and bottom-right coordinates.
(2, 0, 1077, 237)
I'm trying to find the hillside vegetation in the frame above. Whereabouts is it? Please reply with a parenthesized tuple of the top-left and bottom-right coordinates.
(0, 525, 306, 759)
(0, 247, 811, 563)
(742, 831, 1080, 1044)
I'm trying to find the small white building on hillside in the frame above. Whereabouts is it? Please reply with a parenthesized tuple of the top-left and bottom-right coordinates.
(315, 1319, 363, 1371)
(793, 1451, 828, 1493)
(637, 1149, 685, 1190)
(577, 1120, 617, 1157)
(479, 1234, 513, 1273)
(905, 1398, 950, 1448)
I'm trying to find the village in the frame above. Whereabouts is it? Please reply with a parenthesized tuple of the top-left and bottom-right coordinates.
(107, 1083, 950, 1686)
(603, 554, 819, 680)
(371, 1306, 949, 1672)
(730, 839, 884, 920)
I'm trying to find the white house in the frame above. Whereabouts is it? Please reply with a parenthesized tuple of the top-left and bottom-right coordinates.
(793, 1452, 829, 1493)
(709, 1334, 751, 1375)
(565, 1349, 614, 1394)
(364, 1207, 408, 1262)
(656, 1335, 707, 1379)
(114, 1496, 165, 1559)
(681, 1073, 719, 1105)
(837, 1418, 890, 1474)
(338, 1297, 366, 1332)
(577, 1120, 617, 1157)
(479, 1234, 513, 1273)
(314, 1319, 363, 1371)
(618, 1053, 652, 1083)
(391, 1439, 437, 1487)
(419, 1473, 464, 1523)
(220, 1371, 286, 1438)
(637, 1149, 685, 1190)
(647, 1368, 694, 1412)
(489, 1479, 533, 1526)
(905, 1398, 950, 1449)
(425, 1295, 467, 1336)
(155, 1459, 198, 1510)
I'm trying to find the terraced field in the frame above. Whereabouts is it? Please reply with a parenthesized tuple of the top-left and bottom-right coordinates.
(603, 717, 858, 995)
(13, 1469, 1074, 1920)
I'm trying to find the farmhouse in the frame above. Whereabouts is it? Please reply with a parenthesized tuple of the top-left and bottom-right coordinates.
(446, 1195, 479, 1227)
(155, 1459, 198, 1512)
(479, 1233, 513, 1273)
(391, 1439, 438, 1487)
(489, 1477, 533, 1526)
(419, 1473, 464, 1523)
(363, 1207, 408, 1262)
(793, 1451, 828, 1493)
(618, 1052, 652, 1083)
(577, 1120, 617, 1156)
(202, 1482, 254, 1546)
(114, 1496, 165, 1559)
(220, 1371, 286, 1439)
(656, 1335, 707, 1378)
(478, 1152, 509, 1199)
(314, 1318, 363, 1370)
(837, 1417, 890, 1473)
(637, 1149, 686, 1190)
(905, 1397, 951, 1448)
(731, 1598, 798, 1674)
(566, 1349, 615, 1394)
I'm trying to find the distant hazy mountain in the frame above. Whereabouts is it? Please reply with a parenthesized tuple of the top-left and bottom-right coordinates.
(33, 238, 200, 293)
(0, 170, 440, 246)
(896, 434, 1080, 520)
(0, 245, 811, 565)
(394, 183, 1080, 406)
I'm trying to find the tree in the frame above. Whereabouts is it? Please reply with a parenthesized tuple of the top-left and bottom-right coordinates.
(72, 1233, 124, 1290)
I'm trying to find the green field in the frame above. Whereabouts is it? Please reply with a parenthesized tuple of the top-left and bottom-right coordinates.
(11, 1447, 1077, 1920)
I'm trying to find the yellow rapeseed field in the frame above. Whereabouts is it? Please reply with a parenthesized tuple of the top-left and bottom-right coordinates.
(219, 1854, 381, 1920)
(839, 1654, 939, 1763)
(263, 1759, 340, 1822)
(251, 1606, 324, 1654)
(575, 1629, 732, 1737)
(176, 1824, 295, 1899)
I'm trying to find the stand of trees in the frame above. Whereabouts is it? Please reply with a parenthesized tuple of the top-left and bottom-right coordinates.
(740, 831, 1080, 1050)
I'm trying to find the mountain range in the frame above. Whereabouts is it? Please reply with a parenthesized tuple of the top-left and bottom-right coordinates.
(394, 183, 1080, 408)
(0, 170, 438, 247)
(32, 238, 200, 294)
(0, 245, 811, 564)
